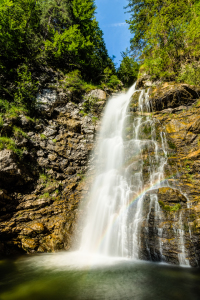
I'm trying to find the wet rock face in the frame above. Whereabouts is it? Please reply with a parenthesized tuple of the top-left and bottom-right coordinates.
(146, 84, 200, 267)
(139, 188, 193, 265)
(149, 83, 200, 111)
(127, 82, 200, 267)
(0, 89, 106, 255)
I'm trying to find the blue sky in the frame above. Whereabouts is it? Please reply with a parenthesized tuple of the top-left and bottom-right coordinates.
(95, 0, 131, 68)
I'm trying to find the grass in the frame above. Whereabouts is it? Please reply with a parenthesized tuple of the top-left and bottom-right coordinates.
(13, 126, 28, 138)
(159, 201, 181, 212)
(0, 99, 28, 120)
(0, 115, 3, 128)
(39, 192, 50, 199)
(0, 98, 36, 157)
(92, 116, 98, 123)
(39, 173, 48, 182)
(79, 110, 88, 116)
(186, 165, 191, 171)
(40, 134, 47, 140)
(0, 137, 23, 156)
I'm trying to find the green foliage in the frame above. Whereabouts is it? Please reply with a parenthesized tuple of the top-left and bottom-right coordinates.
(14, 65, 38, 109)
(102, 67, 113, 83)
(159, 201, 181, 212)
(92, 116, 98, 123)
(118, 50, 139, 86)
(60, 70, 96, 94)
(107, 75, 122, 89)
(82, 96, 97, 113)
(0, 99, 28, 119)
(126, 0, 200, 82)
(177, 63, 200, 86)
(79, 110, 88, 116)
(0, 137, 23, 156)
(168, 140, 176, 150)
(0, 115, 3, 128)
(143, 125, 151, 135)
(186, 165, 191, 172)
(13, 126, 28, 138)
(40, 134, 47, 140)
(39, 173, 48, 182)
(40, 192, 50, 198)
(0, 0, 115, 109)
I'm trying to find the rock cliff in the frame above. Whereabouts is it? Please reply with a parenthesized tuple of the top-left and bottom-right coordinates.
(1, 81, 200, 268)
(0, 88, 107, 255)
(129, 82, 200, 266)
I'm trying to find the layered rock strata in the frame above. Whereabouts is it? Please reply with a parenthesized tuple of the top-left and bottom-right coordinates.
(0, 89, 106, 255)
(128, 82, 200, 266)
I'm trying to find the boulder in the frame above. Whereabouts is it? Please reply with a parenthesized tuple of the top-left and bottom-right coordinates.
(0, 150, 24, 187)
(136, 75, 162, 89)
(36, 89, 72, 116)
(87, 89, 107, 100)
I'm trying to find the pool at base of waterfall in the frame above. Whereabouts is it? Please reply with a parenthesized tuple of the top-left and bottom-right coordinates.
(0, 252, 200, 300)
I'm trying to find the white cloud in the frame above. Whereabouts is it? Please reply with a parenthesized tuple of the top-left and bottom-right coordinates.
(102, 22, 128, 28)
(111, 22, 128, 27)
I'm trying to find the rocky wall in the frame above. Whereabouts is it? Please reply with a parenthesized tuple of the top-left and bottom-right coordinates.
(128, 82, 200, 267)
(0, 89, 107, 255)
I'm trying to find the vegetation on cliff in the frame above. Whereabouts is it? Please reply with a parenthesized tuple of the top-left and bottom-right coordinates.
(0, 0, 124, 154)
(0, 0, 120, 112)
(126, 0, 200, 84)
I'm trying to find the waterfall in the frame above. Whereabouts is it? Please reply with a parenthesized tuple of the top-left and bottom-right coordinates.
(79, 84, 189, 266)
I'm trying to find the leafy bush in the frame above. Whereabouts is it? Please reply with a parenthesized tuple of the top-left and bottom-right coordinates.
(14, 65, 38, 109)
(107, 75, 122, 89)
(177, 64, 200, 86)
(60, 70, 96, 94)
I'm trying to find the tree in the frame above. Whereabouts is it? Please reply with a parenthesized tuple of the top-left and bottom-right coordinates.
(118, 50, 139, 86)
(0, 0, 116, 105)
(125, 0, 200, 81)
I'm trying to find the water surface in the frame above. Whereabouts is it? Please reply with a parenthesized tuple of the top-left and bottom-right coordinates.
(0, 252, 199, 300)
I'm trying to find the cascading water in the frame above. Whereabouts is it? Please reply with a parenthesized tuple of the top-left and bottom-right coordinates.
(79, 84, 189, 266)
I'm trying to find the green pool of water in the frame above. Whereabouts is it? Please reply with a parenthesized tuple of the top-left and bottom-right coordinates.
(0, 252, 200, 300)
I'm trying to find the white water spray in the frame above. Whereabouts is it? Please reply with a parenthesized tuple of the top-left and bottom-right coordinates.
(79, 84, 189, 265)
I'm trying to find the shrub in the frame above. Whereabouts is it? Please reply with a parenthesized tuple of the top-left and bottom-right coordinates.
(177, 63, 200, 86)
